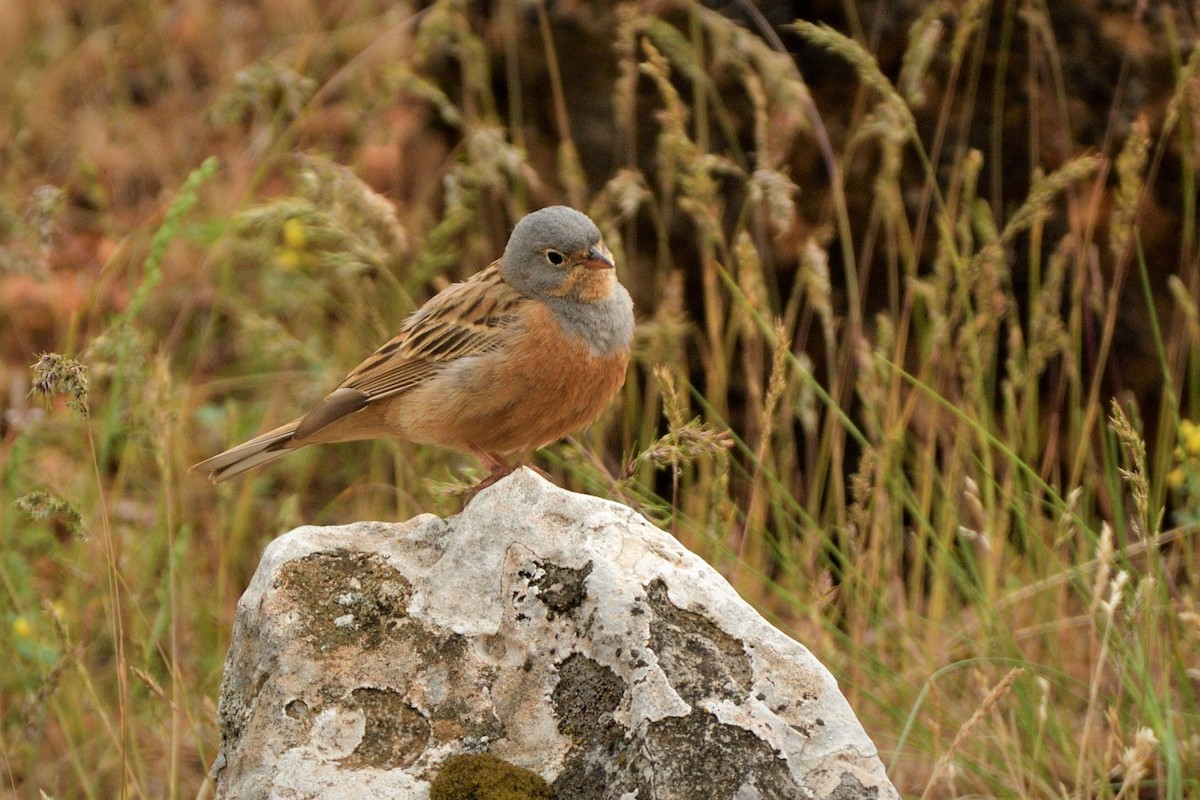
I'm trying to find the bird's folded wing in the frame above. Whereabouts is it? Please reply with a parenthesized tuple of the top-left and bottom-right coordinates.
(292, 264, 525, 441)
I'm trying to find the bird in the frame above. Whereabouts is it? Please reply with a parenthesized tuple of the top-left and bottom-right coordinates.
(192, 206, 635, 489)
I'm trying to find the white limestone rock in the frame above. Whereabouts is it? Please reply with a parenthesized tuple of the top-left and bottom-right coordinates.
(214, 468, 899, 799)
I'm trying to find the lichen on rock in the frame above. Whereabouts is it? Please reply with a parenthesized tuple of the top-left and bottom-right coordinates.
(429, 753, 551, 800)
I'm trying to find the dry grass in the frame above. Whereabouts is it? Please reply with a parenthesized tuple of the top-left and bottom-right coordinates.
(2, 1, 1199, 797)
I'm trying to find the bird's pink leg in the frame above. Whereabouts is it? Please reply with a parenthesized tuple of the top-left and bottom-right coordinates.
(470, 447, 513, 474)
(472, 447, 554, 480)
(463, 448, 554, 505)
(464, 448, 520, 505)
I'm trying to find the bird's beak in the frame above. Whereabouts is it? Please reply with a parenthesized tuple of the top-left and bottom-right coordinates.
(582, 244, 615, 270)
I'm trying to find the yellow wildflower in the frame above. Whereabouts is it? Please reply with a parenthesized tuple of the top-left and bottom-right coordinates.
(1168, 468, 1186, 490)
(277, 249, 301, 270)
(282, 217, 307, 250)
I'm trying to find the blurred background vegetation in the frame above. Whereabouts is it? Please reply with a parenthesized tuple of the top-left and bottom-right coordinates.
(2, 0, 1199, 796)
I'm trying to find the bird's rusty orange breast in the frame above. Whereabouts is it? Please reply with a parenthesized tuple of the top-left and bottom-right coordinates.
(390, 302, 630, 455)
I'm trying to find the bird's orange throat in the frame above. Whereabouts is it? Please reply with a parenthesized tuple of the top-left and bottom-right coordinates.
(549, 266, 618, 303)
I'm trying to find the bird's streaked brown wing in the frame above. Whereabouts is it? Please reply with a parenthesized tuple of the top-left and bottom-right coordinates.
(292, 263, 526, 441)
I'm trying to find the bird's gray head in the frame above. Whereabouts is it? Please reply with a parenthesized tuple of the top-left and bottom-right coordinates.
(500, 206, 616, 302)
(500, 205, 633, 355)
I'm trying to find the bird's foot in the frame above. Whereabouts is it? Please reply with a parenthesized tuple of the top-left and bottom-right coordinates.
(461, 451, 554, 507)
(463, 450, 518, 507)
(477, 461, 520, 489)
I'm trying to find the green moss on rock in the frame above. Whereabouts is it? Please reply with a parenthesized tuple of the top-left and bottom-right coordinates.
(430, 754, 550, 800)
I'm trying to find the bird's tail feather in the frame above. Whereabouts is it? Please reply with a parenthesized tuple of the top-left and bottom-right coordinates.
(191, 420, 300, 483)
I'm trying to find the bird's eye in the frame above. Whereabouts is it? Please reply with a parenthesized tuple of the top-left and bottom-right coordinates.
(545, 250, 565, 266)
